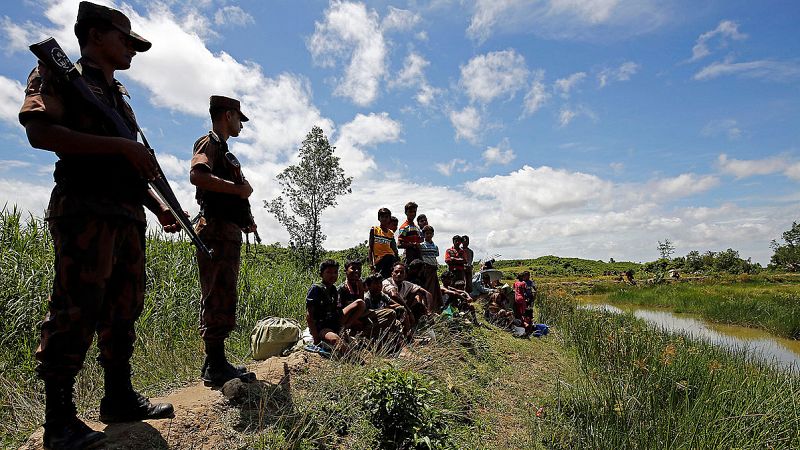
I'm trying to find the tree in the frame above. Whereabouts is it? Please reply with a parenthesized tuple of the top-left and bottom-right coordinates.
(657, 238, 676, 260)
(770, 221, 800, 272)
(265, 126, 352, 269)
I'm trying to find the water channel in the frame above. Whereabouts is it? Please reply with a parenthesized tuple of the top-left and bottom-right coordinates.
(578, 296, 800, 373)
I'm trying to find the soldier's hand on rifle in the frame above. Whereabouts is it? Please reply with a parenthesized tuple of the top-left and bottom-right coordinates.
(238, 179, 253, 199)
(242, 223, 258, 233)
(120, 139, 158, 180)
(156, 208, 182, 233)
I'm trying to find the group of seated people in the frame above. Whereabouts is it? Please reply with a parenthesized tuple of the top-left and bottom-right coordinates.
(305, 203, 541, 353)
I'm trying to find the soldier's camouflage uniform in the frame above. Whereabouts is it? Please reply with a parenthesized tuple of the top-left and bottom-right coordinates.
(191, 132, 244, 344)
(19, 60, 149, 381)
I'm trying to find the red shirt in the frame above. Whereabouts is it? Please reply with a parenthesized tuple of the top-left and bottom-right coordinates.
(445, 247, 466, 271)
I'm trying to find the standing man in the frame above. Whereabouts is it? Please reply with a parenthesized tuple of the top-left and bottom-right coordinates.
(445, 235, 467, 284)
(19, 2, 176, 447)
(462, 235, 475, 292)
(190, 95, 256, 387)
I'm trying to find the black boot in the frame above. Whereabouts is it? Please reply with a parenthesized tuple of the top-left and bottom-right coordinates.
(43, 379, 106, 450)
(202, 341, 254, 387)
(99, 369, 174, 423)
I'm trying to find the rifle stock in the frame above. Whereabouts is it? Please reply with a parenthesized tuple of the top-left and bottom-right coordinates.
(30, 37, 213, 258)
(224, 152, 261, 244)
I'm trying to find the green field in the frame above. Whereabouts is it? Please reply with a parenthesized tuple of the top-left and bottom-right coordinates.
(2, 208, 800, 448)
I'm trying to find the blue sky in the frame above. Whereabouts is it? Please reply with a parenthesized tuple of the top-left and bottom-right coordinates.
(0, 0, 798, 264)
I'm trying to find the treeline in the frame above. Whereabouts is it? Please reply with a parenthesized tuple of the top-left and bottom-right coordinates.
(643, 248, 761, 275)
(494, 256, 640, 277)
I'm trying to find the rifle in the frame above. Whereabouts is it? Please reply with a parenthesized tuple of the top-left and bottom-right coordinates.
(30, 37, 213, 259)
(224, 151, 261, 246)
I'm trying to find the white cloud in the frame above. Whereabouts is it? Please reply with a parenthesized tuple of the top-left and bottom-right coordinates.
(381, 6, 420, 32)
(702, 119, 742, 140)
(482, 140, 516, 165)
(785, 163, 800, 181)
(333, 112, 402, 177)
(214, 6, 255, 27)
(694, 58, 800, 82)
(466, 0, 666, 43)
(390, 51, 439, 106)
(558, 104, 596, 127)
(449, 106, 482, 144)
(307, 1, 387, 106)
(598, 61, 639, 87)
(646, 173, 719, 199)
(609, 162, 624, 174)
(689, 20, 747, 62)
(522, 69, 549, 116)
(717, 153, 787, 179)
(559, 106, 577, 126)
(0, 178, 52, 217)
(0, 76, 24, 126)
(435, 158, 469, 176)
(460, 49, 529, 104)
(554, 71, 586, 97)
(466, 165, 613, 215)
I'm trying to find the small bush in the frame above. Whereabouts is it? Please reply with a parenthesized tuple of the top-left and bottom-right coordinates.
(361, 366, 450, 449)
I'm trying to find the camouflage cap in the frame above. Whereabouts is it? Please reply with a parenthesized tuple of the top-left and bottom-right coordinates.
(76, 1, 151, 52)
(209, 95, 250, 122)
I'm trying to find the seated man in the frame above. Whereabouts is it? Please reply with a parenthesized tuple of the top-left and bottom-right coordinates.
(470, 271, 497, 302)
(306, 260, 366, 353)
(440, 271, 480, 324)
(484, 292, 514, 328)
(382, 262, 431, 333)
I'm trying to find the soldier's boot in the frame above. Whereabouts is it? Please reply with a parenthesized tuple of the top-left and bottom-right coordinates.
(99, 369, 174, 423)
(42, 379, 106, 450)
(202, 341, 255, 387)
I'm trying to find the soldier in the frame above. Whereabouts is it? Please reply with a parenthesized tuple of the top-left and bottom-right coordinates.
(190, 95, 256, 386)
(19, 2, 177, 448)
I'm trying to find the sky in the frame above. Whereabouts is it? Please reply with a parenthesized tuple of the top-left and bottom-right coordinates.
(0, 0, 798, 265)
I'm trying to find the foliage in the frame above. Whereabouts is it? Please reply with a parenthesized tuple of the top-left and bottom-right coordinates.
(361, 366, 450, 449)
(493, 255, 640, 277)
(650, 249, 761, 275)
(656, 238, 675, 260)
(770, 221, 800, 272)
(265, 126, 352, 269)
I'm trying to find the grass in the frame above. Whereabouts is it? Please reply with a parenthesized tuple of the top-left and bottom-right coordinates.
(537, 289, 800, 448)
(592, 280, 800, 338)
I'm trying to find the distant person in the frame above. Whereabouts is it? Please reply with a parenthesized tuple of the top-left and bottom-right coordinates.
(369, 208, 398, 278)
(360, 273, 401, 343)
(471, 271, 497, 302)
(624, 269, 637, 285)
(397, 202, 423, 263)
(462, 235, 475, 292)
(389, 216, 399, 233)
(445, 235, 467, 283)
(522, 271, 536, 307)
(417, 213, 429, 230)
(306, 260, 366, 354)
(513, 273, 528, 322)
(420, 225, 444, 311)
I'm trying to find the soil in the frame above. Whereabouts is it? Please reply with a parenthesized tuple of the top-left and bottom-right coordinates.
(19, 351, 321, 450)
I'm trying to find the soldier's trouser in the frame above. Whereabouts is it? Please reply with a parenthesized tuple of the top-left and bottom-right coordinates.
(36, 216, 145, 381)
(197, 238, 241, 342)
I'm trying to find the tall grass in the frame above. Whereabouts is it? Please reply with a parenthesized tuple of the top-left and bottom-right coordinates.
(599, 282, 800, 338)
(538, 290, 800, 448)
(0, 208, 315, 447)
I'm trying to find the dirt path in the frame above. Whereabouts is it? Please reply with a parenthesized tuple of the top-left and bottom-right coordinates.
(20, 351, 320, 450)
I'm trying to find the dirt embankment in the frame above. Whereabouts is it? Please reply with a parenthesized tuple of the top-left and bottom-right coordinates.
(20, 351, 319, 450)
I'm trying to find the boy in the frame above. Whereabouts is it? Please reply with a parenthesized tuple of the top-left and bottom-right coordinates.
(462, 235, 475, 292)
(397, 202, 422, 263)
(389, 216, 399, 233)
(440, 271, 480, 324)
(369, 208, 398, 278)
(306, 260, 366, 353)
(19, 2, 177, 447)
(363, 273, 402, 343)
(420, 225, 443, 311)
(444, 235, 467, 283)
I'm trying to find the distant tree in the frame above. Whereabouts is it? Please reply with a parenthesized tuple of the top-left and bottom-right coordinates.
(685, 250, 703, 273)
(770, 221, 800, 272)
(609, 257, 615, 263)
(265, 126, 352, 269)
(657, 238, 676, 260)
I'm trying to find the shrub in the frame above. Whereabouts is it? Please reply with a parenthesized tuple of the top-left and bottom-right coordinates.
(361, 366, 449, 449)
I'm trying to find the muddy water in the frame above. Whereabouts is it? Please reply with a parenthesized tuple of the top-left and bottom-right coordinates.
(578, 297, 800, 372)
